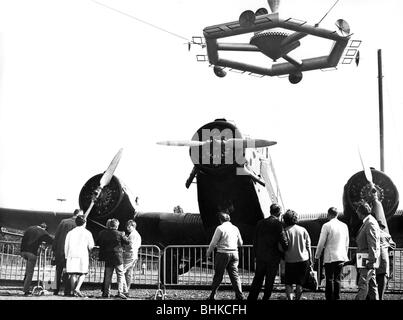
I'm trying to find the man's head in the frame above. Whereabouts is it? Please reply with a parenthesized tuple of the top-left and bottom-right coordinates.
(218, 212, 231, 224)
(327, 207, 338, 220)
(356, 202, 371, 220)
(126, 219, 136, 232)
(39, 222, 48, 230)
(283, 209, 298, 227)
(73, 209, 83, 217)
(270, 203, 282, 218)
(75, 215, 86, 227)
(106, 218, 119, 230)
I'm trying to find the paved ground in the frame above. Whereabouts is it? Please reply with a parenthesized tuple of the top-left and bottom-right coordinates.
(1, 285, 402, 300)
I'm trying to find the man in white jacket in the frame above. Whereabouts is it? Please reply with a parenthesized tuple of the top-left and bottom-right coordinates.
(314, 207, 349, 300)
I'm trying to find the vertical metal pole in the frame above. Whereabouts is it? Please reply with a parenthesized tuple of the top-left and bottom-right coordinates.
(378, 49, 385, 171)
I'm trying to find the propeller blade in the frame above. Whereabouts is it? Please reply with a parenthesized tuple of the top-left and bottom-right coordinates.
(100, 148, 124, 188)
(226, 138, 277, 148)
(157, 140, 206, 147)
(84, 148, 123, 219)
(358, 146, 373, 184)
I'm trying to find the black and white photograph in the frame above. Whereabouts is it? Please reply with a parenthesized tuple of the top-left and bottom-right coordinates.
(0, 0, 402, 317)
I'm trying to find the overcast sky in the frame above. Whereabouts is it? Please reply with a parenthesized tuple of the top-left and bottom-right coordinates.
(0, 0, 402, 215)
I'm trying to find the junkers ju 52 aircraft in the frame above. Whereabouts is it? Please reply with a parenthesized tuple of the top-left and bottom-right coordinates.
(1, 119, 402, 283)
(77, 118, 403, 281)
(201, 0, 360, 83)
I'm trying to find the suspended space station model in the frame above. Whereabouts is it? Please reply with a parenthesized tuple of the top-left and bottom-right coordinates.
(199, 0, 361, 83)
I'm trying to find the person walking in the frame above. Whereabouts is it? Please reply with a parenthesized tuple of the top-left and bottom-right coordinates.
(283, 209, 312, 300)
(314, 207, 349, 300)
(97, 218, 130, 299)
(206, 212, 244, 300)
(20, 223, 53, 295)
(355, 202, 380, 300)
(248, 203, 288, 300)
(52, 208, 82, 296)
(64, 215, 95, 297)
(122, 220, 142, 297)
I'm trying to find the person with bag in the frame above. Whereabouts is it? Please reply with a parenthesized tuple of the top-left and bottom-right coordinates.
(354, 202, 380, 300)
(283, 209, 312, 300)
(248, 203, 288, 300)
(314, 207, 349, 300)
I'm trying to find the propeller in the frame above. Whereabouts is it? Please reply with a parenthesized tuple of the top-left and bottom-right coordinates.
(156, 140, 205, 147)
(358, 147, 389, 232)
(335, 19, 351, 36)
(358, 146, 373, 185)
(157, 138, 277, 149)
(84, 148, 124, 219)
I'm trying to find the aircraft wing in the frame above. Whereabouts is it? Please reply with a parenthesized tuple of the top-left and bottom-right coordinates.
(0, 208, 71, 235)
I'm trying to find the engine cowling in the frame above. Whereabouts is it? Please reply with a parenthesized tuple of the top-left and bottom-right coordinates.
(79, 174, 136, 236)
(342, 168, 399, 236)
(189, 119, 245, 176)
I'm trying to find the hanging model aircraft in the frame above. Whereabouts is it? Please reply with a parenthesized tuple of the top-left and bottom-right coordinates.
(201, 0, 360, 83)
(88, 0, 360, 84)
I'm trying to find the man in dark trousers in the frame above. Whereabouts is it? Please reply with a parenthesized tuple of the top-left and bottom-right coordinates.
(314, 207, 349, 300)
(355, 202, 380, 300)
(206, 212, 244, 300)
(51, 208, 82, 296)
(248, 203, 288, 300)
(97, 218, 130, 299)
(20, 223, 53, 295)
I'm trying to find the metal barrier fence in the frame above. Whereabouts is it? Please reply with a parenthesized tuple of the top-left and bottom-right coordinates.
(1, 241, 403, 293)
(162, 245, 403, 292)
(0, 241, 161, 291)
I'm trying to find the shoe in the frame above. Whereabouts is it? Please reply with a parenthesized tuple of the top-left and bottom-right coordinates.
(53, 291, 59, 296)
(117, 292, 128, 300)
(24, 291, 32, 296)
(101, 293, 110, 298)
(73, 290, 84, 297)
(122, 292, 131, 298)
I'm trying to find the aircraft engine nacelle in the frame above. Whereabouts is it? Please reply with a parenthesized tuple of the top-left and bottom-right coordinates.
(342, 168, 399, 237)
(79, 174, 136, 236)
(189, 119, 245, 176)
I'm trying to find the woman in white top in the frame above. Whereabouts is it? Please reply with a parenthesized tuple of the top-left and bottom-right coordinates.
(64, 215, 95, 297)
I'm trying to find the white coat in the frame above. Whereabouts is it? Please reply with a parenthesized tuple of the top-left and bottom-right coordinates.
(64, 226, 95, 273)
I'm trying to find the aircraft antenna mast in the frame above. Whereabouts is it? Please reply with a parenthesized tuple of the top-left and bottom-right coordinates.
(378, 49, 385, 172)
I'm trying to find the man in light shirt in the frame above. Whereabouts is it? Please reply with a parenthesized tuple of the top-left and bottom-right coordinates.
(206, 212, 244, 300)
(122, 220, 142, 297)
(315, 207, 349, 300)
